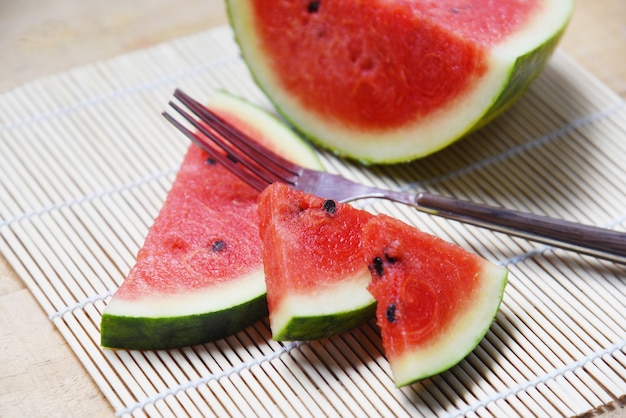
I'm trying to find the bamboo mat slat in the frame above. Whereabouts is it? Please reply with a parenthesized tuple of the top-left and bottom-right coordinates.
(1, 25, 625, 417)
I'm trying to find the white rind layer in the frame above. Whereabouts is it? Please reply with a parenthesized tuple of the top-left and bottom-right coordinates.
(105, 268, 266, 317)
(492, 0, 573, 58)
(270, 269, 374, 334)
(208, 92, 322, 170)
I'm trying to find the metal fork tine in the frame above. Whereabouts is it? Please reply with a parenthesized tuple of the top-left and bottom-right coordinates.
(173, 89, 301, 179)
(167, 98, 295, 189)
(162, 108, 270, 191)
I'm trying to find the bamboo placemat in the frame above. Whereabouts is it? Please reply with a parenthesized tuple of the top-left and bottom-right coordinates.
(1, 25, 625, 417)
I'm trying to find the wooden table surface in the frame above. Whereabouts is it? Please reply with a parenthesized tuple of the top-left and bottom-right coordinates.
(1, 1, 624, 416)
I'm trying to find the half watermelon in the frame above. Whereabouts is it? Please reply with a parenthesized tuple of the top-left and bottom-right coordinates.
(362, 214, 508, 387)
(227, 0, 573, 163)
(257, 182, 376, 340)
(100, 92, 321, 350)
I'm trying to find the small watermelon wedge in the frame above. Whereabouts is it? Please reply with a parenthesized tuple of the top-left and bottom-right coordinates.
(257, 182, 376, 340)
(227, 0, 573, 163)
(362, 214, 508, 387)
(100, 92, 321, 350)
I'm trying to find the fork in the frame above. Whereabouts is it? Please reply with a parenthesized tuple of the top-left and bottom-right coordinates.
(163, 89, 626, 265)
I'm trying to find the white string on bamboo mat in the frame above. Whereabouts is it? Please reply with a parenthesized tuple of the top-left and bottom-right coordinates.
(1, 25, 626, 417)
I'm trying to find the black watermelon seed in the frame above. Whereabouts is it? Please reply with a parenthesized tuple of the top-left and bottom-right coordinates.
(211, 240, 226, 252)
(322, 199, 337, 214)
(308, 1, 320, 13)
(205, 157, 217, 165)
(386, 303, 397, 323)
(385, 253, 397, 263)
(369, 256, 384, 277)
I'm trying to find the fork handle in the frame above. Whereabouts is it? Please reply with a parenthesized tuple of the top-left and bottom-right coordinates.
(408, 192, 626, 264)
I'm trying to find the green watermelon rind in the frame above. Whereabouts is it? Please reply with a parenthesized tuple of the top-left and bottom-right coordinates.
(100, 92, 323, 351)
(101, 268, 267, 350)
(270, 271, 376, 341)
(100, 292, 268, 350)
(273, 303, 376, 341)
(390, 262, 508, 387)
(471, 25, 568, 132)
(226, 0, 573, 164)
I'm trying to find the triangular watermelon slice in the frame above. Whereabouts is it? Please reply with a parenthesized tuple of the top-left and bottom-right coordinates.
(257, 182, 376, 340)
(362, 214, 508, 387)
(100, 92, 321, 350)
(227, 0, 573, 163)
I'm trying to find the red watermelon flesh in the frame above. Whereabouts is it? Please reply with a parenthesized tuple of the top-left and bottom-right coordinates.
(100, 92, 321, 350)
(251, 0, 539, 128)
(227, 0, 572, 162)
(258, 182, 376, 340)
(118, 144, 260, 295)
(362, 214, 508, 386)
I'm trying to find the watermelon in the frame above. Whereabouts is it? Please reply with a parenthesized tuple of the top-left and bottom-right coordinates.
(226, 0, 573, 163)
(362, 214, 508, 387)
(100, 92, 322, 350)
(257, 182, 376, 340)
